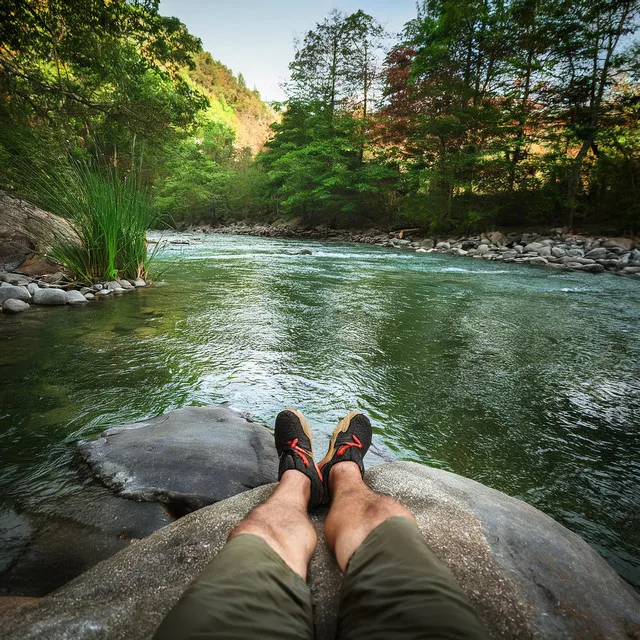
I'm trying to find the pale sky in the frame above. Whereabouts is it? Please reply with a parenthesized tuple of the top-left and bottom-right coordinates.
(159, 0, 418, 102)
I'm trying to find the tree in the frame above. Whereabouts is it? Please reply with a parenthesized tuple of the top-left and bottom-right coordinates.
(0, 0, 207, 160)
(544, 0, 640, 227)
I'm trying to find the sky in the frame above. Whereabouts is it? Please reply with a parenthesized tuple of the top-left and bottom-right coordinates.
(159, 0, 418, 102)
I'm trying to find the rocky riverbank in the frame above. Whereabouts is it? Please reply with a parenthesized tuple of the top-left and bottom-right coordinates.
(0, 272, 148, 315)
(0, 192, 149, 316)
(202, 222, 640, 279)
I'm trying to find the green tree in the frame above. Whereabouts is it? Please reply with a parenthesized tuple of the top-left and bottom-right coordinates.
(0, 0, 208, 183)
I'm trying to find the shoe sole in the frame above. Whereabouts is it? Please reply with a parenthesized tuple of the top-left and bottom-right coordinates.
(284, 406, 314, 452)
(318, 410, 363, 469)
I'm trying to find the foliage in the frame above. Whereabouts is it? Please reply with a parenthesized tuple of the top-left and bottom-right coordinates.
(0, 0, 207, 158)
(23, 160, 157, 284)
(260, 11, 392, 227)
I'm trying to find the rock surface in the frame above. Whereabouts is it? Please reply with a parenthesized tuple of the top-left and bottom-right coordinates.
(78, 406, 280, 513)
(0, 486, 172, 598)
(2, 462, 638, 640)
(0, 192, 76, 271)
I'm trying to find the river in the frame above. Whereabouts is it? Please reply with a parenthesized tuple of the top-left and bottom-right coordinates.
(1, 233, 638, 590)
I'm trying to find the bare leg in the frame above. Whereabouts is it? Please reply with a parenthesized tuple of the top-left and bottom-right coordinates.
(154, 469, 317, 640)
(230, 469, 317, 579)
(324, 461, 414, 571)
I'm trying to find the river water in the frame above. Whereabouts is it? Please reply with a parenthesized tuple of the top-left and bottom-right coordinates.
(1, 233, 639, 589)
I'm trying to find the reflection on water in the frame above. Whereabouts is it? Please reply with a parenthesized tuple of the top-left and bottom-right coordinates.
(0, 234, 639, 588)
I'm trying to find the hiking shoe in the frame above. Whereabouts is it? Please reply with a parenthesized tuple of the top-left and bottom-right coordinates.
(275, 408, 323, 510)
(318, 411, 372, 497)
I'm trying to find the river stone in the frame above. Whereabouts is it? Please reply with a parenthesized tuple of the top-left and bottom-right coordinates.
(529, 256, 548, 266)
(585, 247, 608, 259)
(523, 242, 544, 253)
(436, 241, 450, 251)
(131, 278, 146, 287)
(0, 284, 30, 304)
(551, 246, 566, 258)
(2, 299, 29, 314)
(84, 293, 95, 300)
(66, 290, 89, 305)
(581, 263, 605, 274)
(33, 288, 68, 305)
(0, 273, 30, 286)
(2, 461, 638, 640)
(117, 279, 135, 290)
(26, 283, 39, 296)
(603, 237, 634, 251)
(77, 406, 279, 512)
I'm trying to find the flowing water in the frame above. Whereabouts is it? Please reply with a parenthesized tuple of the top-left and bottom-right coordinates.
(1, 233, 639, 589)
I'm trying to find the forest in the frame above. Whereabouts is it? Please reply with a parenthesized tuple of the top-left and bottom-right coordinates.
(1, 0, 639, 240)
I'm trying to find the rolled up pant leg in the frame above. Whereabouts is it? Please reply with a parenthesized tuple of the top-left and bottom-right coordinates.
(154, 533, 313, 640)
(338, 516, 490, 640)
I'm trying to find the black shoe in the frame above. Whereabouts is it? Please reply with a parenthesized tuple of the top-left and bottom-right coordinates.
(275, 408, 323, 510)
(318, 411, 372, 498)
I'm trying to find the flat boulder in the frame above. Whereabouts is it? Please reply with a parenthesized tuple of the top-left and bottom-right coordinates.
(78, 406, 279, 513)
(2, 462, 638, 640)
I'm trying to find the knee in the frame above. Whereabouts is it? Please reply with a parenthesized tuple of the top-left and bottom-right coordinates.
(368, 494, 415, 523)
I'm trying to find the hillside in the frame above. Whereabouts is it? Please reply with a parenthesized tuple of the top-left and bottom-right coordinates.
(189, 52, 276, 155)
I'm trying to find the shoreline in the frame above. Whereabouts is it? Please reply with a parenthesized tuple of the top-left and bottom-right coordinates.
(189, 223, 640, 279)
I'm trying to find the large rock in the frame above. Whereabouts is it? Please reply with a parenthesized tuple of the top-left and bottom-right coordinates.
(0, 487, 172, 598)
(2, 462, 638, 640)
(78, 406, 280, 513)
(0, 192, 76, 271)
(33, 288, 68, 306)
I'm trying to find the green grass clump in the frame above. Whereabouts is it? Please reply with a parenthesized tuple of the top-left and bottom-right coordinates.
(29, 161, 157, 284)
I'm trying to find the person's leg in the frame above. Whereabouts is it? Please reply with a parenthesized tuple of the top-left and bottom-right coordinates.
(230, 469, 317, 578)
(321, 413, 490, 640)
(154, 409, 323, 640)
(324, 461, 414, 571)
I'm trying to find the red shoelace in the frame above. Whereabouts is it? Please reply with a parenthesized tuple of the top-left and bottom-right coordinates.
(286, 438, 310, 468)
(337, 434, 363, 457)
(286, 438, 323, 480)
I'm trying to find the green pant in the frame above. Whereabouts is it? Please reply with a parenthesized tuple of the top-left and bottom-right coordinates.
(154, 517, 490, 640)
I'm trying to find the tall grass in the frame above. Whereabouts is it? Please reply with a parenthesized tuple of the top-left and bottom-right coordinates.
(25, 160, 158, 284)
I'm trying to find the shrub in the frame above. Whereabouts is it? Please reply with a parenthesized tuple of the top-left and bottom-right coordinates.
(25, 161, 157, 284)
